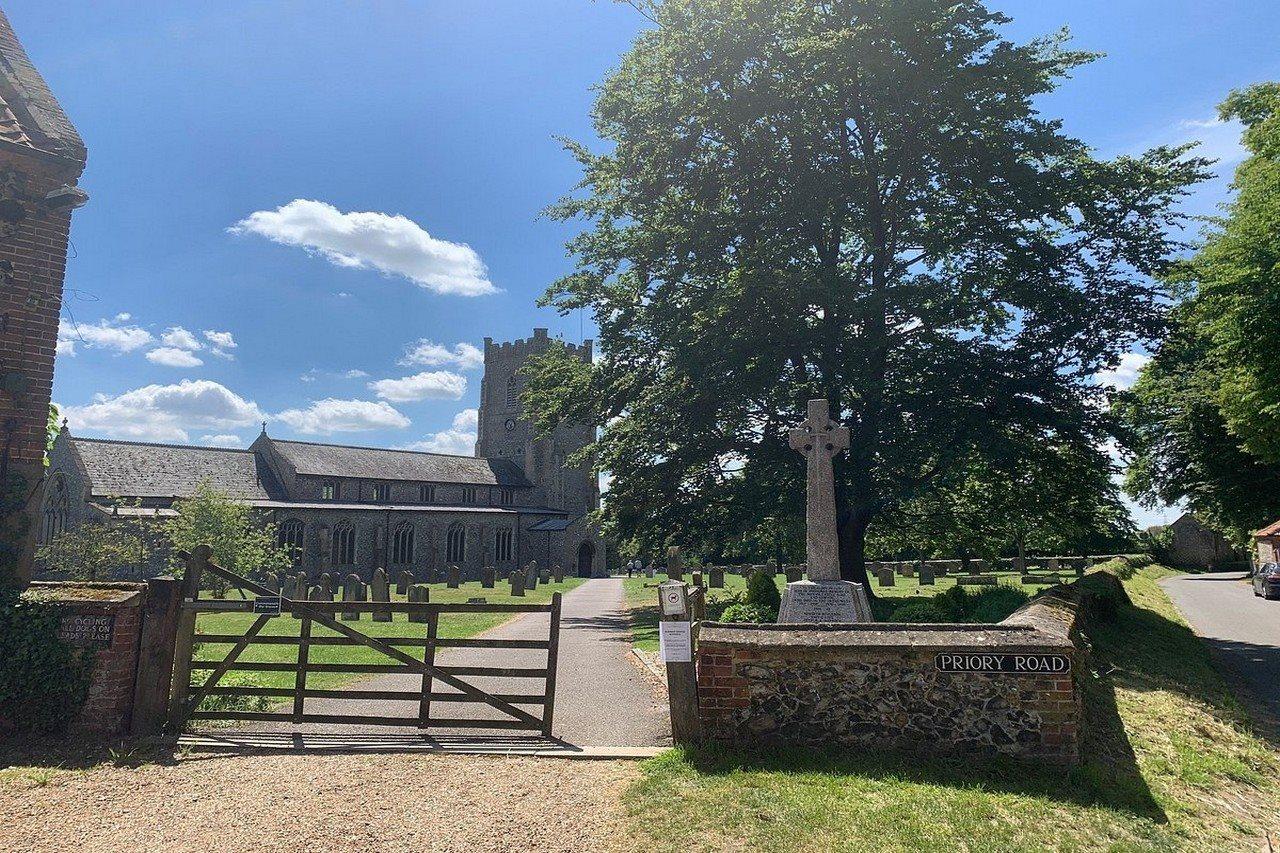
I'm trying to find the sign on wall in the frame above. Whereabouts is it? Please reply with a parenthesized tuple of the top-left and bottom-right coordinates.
(935, 652, 1070, 674)
(57, 613, 115, 647)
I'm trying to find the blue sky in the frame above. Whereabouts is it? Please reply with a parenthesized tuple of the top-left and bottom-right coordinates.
(9, 1, 1279, 528)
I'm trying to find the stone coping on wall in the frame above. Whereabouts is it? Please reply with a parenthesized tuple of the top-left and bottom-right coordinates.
(25, 580, 146, 604)
(697, 620, 1073, 651)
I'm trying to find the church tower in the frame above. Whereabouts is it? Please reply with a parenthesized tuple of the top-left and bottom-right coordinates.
(476, 329, 597, 517)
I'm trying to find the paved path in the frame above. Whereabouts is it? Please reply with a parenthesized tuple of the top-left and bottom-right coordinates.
(1161, 571, 1280, 721)
(237, 578, 671, 747)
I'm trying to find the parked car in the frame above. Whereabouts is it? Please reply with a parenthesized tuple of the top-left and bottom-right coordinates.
(1252, 563, 1280, 599)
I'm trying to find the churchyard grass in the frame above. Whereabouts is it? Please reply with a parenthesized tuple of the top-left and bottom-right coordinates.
(621, 564, 1280, 851)
(190, 579, 583, 696)
(622, 570, 1050, 653)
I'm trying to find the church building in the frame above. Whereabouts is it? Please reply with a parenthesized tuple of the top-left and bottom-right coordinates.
(42, 329, 604, 579)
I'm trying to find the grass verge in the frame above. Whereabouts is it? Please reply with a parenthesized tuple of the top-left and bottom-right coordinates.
(620, 565, 1280, 851)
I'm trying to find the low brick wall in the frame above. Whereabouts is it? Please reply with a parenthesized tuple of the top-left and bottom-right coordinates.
(696, 580, 1098, 764)
(26, 582, 147, 735)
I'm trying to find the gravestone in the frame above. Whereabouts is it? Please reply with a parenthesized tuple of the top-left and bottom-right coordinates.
(777, 399, 873, 624)
(342, 574, 363, 621)
(510, 570, 525, 597)
(691, 570, 703, 588)
(919, 565, 935, 585)
(935, 561, 950, 577)
(877, 567, 895, 588)
(709, 566, 724, 588)
(396, 570, 413, 595)
(552, 564, 564, 583)
(319, 572, 333, 594)
(273, 571, 286, 594)
(371, 568, 392, 622)
(645, 565, 655, 578)
(1020, 574, 1048, 586)
(958, 575, 998, 586)
(905, 562, 917, 579)
(785, 564, 802, 583)
(481, 566, 495, 589)
(408, 583, 430, 623)
(540, 569, 551, 583)
(293, 573, 307, 599)
(1047, 558, 1061, 572)
(667, 547, 683, 582)
(446, 564, 460, 589)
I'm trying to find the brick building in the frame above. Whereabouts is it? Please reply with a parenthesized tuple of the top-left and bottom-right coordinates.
(0, 10, 88, 585)
(42, 329, 605, 580)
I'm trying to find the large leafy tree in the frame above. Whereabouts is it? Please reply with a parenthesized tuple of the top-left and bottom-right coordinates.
(164, 484, 292, 588)
(1117, 83, 1280, 544)
(528, 0, 1207, 588)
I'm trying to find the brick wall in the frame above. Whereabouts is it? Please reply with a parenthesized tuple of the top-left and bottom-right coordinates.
(695, 583, 1096, 765)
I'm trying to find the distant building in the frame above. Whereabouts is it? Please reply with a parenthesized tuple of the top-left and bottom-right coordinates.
(0, 10, 89, 583)
(41, 329, 605, 580)
(1254, 519, 1280, 566)
(1148, 513, 1240, 569)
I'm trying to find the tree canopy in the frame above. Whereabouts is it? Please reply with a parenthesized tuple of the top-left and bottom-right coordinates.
(528, 0, 1208, 587)
(1118, 83, 1280, 543)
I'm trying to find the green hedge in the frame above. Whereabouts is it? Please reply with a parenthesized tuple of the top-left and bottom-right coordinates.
(0, 590, 93, 734)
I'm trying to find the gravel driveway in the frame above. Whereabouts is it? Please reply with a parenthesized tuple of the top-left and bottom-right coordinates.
(1, 752, 640, 853)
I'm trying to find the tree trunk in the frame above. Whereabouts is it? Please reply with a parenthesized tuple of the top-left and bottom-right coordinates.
(837, 506, 875, 597)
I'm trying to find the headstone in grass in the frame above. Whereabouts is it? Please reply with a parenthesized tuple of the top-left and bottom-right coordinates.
(371, 568, 392, 622)
(1047, 558, 1060, 572)
(1020, 575, 1048, 586)
(668, 548, 684, 582)
(317, 572, 330, 594)
(540, 569, 550, 583)
(467, 597, 487, 604)
(510, 570, 525, 597)
(342, 574, 362, 621)
(396, 570, 413, 595)
(408, 583, 430, 622)
(709, 566, 724, 588)
(273, 571, 286, 593)
(552, 564, 564, 583)
(692, 570, 703, 588)
(919, 565, 935, 585)
(646, 564, 655, 578)
(446, 564, 460, 589)
(904, 562, 916, 579)
(525, 561, 538, 591)
(481, 566, 495, 588)
(785, 564, 802, 583)
(958, 575, 998, 586)
(877, 567, 895, 587)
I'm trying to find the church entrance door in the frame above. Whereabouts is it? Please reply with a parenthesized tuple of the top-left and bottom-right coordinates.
(576, 542, 594, 578)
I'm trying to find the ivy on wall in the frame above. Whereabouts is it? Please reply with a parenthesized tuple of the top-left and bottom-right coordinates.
(0, 587, 92, 734)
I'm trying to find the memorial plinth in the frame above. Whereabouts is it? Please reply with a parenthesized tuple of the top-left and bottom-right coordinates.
(777, 578, 873, 624)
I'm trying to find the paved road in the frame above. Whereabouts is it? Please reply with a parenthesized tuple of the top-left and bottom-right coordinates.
(239, 578, 671, 747)
(1161, 571, 1280, 720)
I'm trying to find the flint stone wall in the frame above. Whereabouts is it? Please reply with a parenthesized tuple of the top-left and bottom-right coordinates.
(696, 579, 1099, 765)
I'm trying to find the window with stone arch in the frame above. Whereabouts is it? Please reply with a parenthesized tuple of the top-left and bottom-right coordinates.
(505, 375, 519, 410)
(278, 518, 305, 566)
(391, 521, 415, 565)
(446, 523, 466, 564)
(331, 521, 356, 566)
(39, 473, 69, 545)
(495, 527, 513, 562)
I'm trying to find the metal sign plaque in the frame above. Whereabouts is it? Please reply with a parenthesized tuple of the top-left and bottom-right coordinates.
(253, 596, 283, 615)
(935, 652, 1070, 674)
(57, 613, 114, 647)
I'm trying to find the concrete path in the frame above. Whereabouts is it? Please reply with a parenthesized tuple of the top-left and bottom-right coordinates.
(1161, 571, 1280, 721)
(239, 578, 671, 748)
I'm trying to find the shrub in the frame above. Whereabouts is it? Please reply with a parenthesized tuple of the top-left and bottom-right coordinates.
(744, 569, 781, 618)
(889, 599, 949, 623)
(967, 586, 1031, 623)
(719, 602, 777, 624)
(0, 589, 92, 734)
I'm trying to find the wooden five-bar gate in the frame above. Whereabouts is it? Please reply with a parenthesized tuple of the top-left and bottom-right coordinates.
(169, 546, 562, 736)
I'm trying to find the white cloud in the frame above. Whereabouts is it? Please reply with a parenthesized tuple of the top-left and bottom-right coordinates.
(145, 347, 205, 368)
(229, 199, 498, 296)
(343, 369, 369, 379)
(57, 316, 154, 356)
(199, 434, 243, 448)
(399, 339, 484, 371)
(1095, 352, 1150, 392)
(62, 380, 265, 443)
(203, 330, 236, 350)
(368, 371, 467, 403)
(400, 409, 478, 455)
(160, 326, 203, 351)
(274, 398, 410, 435)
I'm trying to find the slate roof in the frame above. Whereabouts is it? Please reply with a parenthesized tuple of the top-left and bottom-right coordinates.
(0, 10, 86, 163)
(72, 437, 280, 501)
(269, 439, 532, 488)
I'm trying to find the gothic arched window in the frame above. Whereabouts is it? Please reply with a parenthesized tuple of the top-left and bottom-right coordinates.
(332, 521, 356, 566)
(278, 519, 305, 566)
(495, 527, 513, 563)
(40, 474, 69, 545)
(446, 523, 466, 564)
(392, 521, 415, 565)
(505, 375, 519, 410)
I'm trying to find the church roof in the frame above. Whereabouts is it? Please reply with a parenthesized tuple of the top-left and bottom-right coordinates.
(0, 10, 86, 163)
(267, 438, 532, 488)
(71, 437, 280, 501)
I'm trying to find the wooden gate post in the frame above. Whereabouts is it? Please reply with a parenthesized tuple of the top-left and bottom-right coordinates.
(130, 575, 182, 736)
(168, 544, 208, 730)
(658, 581, 701, 745)
(542, 591, 563, 738)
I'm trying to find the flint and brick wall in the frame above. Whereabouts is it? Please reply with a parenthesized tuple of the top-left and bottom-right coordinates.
(697, 583, 1093, 765)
